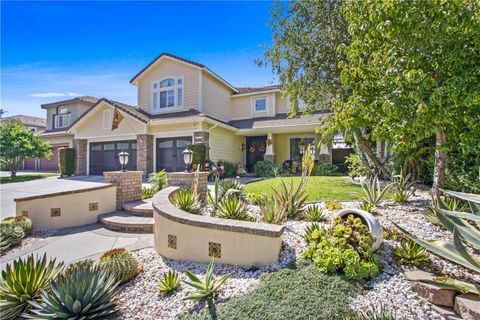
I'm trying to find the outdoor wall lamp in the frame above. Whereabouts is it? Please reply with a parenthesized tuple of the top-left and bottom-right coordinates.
(183, 148, 193, 172)
(298, 139, 306, 155)
(118, 150, 129, 172)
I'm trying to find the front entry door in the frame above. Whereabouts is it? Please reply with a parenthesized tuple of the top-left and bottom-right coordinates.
(156, 137, 192, 172)
(245, 136, 267, 172)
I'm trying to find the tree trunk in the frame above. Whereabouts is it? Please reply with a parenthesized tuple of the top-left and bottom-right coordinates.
(354, 130, 391, 179)
(353, 131, 370, 168)
(432, 130, 447, 198)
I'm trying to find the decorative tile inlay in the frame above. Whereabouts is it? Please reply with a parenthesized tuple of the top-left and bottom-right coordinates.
(50, 208, 61, 217)
(89, 202, 99, 211)
(21, 210, 29, 217)
(168, 234, 177, 249)
(208, 242, 221, 258)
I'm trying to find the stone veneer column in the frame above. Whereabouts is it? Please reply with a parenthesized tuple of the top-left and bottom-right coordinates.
(193, 131, 210, 160)
(264, 133, 275, 163)
(137, 134, 153, 176)
(167, 172, 209, 199)
(104, 171, 143, 210)
(72, 139, 87, 175)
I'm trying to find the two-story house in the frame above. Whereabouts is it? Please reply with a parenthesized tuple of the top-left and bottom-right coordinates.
(39, 53, 350, 176)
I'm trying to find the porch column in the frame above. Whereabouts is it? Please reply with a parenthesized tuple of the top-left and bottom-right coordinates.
(72, 139, 87, 175)
(137, 134, 153, 177)
(264, 133, 276, 163)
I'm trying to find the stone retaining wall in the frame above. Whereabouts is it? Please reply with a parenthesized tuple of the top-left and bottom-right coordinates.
(152, 186, 284, 267)
(104, 171, 142, 209)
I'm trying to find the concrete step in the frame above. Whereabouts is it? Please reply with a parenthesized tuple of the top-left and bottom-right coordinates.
(122, 199, 154, 217)
(99, 211, 154, 233)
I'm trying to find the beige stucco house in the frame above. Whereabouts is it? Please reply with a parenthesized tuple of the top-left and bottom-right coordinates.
(39, 53, 350, 176)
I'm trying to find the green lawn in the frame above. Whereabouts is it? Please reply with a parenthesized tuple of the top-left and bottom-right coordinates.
(245, 176, 361, 201)
(0, 173, 59, 184)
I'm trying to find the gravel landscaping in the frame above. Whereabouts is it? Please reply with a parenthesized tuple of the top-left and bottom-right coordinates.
(1, 229, 55, 257)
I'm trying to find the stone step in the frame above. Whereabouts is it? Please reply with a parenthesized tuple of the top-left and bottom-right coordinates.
(99, 211, 154, 233)
(122, 199, 154, 217)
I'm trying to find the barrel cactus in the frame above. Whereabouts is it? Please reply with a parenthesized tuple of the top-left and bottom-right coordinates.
(28, 266, 118, 319)
(95, 248, 140, 284)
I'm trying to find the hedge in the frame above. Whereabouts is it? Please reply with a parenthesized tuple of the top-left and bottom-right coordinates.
(187, 144, 207, 167)
(59, 147, 76, 176)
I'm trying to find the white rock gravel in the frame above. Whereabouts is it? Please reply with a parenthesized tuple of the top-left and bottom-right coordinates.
(1, 230, 55, 257)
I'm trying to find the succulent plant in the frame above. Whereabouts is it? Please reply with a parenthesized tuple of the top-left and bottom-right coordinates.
(325, 201, 343, 211)
(305, 205, 325, 222)
(0, 224, 24, 253)
(1, 216, 33, 236)
(183, 260, 230, 301)
(65, 259, 95, 275)
(390, 170, 416, 203)
(158, 270, 181, 295)
(218, 179, 246, 200)
(348, 304, 398, 319)
(260, 195, 286, 224)
(217, 196, 253, 221)
(272, 178, 308, 220)
(393, 239, 430, 267)
(141, 187, 156, 200)
(171, 188, 201, 214)
(95, 248, 139, 284)
(27, 266, 118, 319)
(354, 176, 392, 214)
(0, 254, 64, 320)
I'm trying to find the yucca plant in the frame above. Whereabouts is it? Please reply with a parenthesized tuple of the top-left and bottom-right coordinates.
(183, 260, 230, 301)
(27, 266, 118, 319)
(272, 178, 308, 220)
(354, 176, 392, 214)
(260, 195, 286, 224)
(95, 248, 139, 284)
(393, 239, 430, 267)
(390, 170, 416, 203)
(305, 205, 325, 222)
(171, 188, 201, 214)
(158, 270, 181, 295)
(217, 197, 253, 221)
(0, 254, 64, 320)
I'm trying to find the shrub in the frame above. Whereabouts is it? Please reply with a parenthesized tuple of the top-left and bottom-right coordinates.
(305, 205, 325, 222)
(217, 197, 253, 222)
(218, 160, 237, 178)
(1, 216, 33, 236)
(325, 201, 343, 211)
(171, 188, 201, 214)
(259, 195, 286, 224)
(254, 160, 274, 178)
(345, 153, 370, 178)
(393, 239, 430, 267)
(187, 144, 207, 168)
(29, 266, 118, 319)
(185, 263, 361, 320)
(0, 254, 64, 319)
(158, 270, 181, 295)
(58, 147, 75, 177)
(95, 248, 139, 284)
(272, 178, 308, 220)
(354, 176, 392, 214)
(183, 259, 230, 301)
(148, 170, 168, 191)
(142, 186, 156, 200)
(303, 215, 381, 280)
(315, 163, 339, 176)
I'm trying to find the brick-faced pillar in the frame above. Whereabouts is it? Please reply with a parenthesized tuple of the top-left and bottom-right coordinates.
(72, 139, 87, 175)
(167, 172, 209, 199)
(104, 171, 143, 210)
(137, 134, 153, 177)
(193, 131, 210, 160)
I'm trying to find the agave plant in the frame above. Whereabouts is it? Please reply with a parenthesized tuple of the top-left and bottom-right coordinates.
(390, 170, 416, 203)
(217, 197, 253, 221)
(0, 224, 24, 253)
(183, 260, 230, 301)
(218, 179, 246, 200)
(158, 270, 181, 295)
(260, 195, 286, 224)
(27, 266, 118, 319)
(304, 205, 325, 222)
(171, 188, 201, 214)
(0, 254, 64, 320)
(354, 176, 392, 214)
(393, 239, 430, 267)
(425, 193, 468, 227)
(395, 190, 480, 290)
(272, 178, 308, 220)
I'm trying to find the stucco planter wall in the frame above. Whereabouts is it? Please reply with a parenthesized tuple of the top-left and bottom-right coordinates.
(335, 208, 383, 251)
(152, 186, 284, 267)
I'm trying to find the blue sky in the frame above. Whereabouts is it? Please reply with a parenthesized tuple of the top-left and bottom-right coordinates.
(1, 1, 276, 118)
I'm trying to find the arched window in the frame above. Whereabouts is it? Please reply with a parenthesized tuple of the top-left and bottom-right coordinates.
(152, 77, 183, 111)
(54, 105, 70, 128)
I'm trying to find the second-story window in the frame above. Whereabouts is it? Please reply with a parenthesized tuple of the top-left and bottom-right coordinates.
(254, 97, 267, 112)
(152, 77, 183, 111)
(54, 106, 70, 129)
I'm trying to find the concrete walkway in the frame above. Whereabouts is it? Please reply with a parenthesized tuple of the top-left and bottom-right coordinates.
(1, 223, 153, 269)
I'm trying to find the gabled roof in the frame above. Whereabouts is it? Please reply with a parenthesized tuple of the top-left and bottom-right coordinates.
(227, 111, 331, 130)
(129, 53, 239, 93)
(234, 85, 282, 95)
(41, 96, 99, 109)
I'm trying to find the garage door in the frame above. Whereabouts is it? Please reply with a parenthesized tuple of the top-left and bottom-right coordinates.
(38, 145, 68, 171)
(156, 137, 192, 172)
(89, 140, 137, 175)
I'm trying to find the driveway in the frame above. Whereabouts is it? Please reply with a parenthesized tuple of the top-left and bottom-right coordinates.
(0, 175, 107, 219)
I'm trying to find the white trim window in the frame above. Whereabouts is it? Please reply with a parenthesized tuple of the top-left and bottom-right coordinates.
(54, 106, 70, 128)
(253, 97, 267, 112)
(152, 76, 184, 112)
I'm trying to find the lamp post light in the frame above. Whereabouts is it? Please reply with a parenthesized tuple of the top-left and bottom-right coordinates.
(309, 145, 316, 161)
(298, 139, 306, 155)
(118, 150, 129, 172)
(182, 148, 193, 172)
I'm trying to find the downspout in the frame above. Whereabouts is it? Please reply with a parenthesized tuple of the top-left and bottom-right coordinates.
(206, 121, 218, 161)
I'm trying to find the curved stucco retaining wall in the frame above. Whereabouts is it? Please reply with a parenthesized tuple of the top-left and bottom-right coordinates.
(152, 187, 284, 267)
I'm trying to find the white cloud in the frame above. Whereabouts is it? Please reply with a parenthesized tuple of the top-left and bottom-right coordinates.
(67, 92, 82, 97)
(29, 92, 66, 98)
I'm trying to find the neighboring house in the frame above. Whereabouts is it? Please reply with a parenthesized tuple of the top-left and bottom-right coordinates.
(1, 114, 46, 133)
(38, 53, 352, 176)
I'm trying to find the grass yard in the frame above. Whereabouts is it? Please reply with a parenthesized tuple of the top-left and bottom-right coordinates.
(0, 173, 59, 184)
(245, 176, 361, 201)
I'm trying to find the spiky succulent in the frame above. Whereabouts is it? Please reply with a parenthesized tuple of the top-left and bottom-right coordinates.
(1, 216, 33, 236)
(272, 178, 308, 220)
(217, 196, 253, 221)
(171, 188, 201, 213)
(27, 266, 118, 319)
(158, 270, 181, 295)
(218, 179, 246, 200)
(354, 176, 392, 214)
(0, 254, 64, 320)
(305, 205, 325, 222)
(95, 248, 139, 284)
(393, 239, 430, 267)
(0, 224, 24, 253)
(65, 259, 95, 275)
(183, 260, 230, 301)
(260, 195, 286, 224)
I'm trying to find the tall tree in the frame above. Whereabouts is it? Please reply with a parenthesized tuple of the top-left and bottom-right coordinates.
(338, 0, 480, 196)
(0, 120, 52, 177)
(260, 0, 390, 177)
